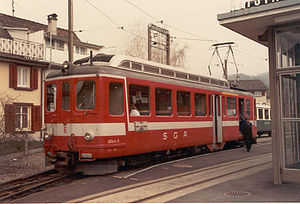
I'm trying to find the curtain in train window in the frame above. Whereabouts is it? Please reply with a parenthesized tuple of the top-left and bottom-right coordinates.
(46, 83, 56, 112)
(177, 91, 190, 116)
(109, 82, 124, 115)
(129, 84, 150, 115)
(227, 97, 237, 116)
(195, 93, 206, 116)
(156, 88, 172, 115)
(76, 80, 96, 110)
(62, 82, 70, 111)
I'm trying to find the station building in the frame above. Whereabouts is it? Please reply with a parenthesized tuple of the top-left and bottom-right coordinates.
(218, 0, 300, 184)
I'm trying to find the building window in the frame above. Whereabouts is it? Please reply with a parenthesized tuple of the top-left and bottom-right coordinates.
(17, 66, 30, 88)
(9, 64, 38, 90)
(80, 47, 87, 55)
(253, 91, 262, 97)
(109, 82, 124, 115)
(4, 104, 41, 132)
(56, 41, 64, 51)
(75, 46, 80, 54)
(156, 88, 172, 115)
(195, 93, 206, 116)
(15, 105, 31, 131)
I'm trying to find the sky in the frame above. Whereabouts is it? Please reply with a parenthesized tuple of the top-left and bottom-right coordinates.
(0, 0, 269, 78)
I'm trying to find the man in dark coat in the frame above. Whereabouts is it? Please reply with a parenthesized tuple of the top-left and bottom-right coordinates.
(241, 117, 253, 152)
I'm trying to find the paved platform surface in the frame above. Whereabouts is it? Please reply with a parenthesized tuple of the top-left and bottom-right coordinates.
(5, 137, 300, 203)
(169, 167, 300, 202)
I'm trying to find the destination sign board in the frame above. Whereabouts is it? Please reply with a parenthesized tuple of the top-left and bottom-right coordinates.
(245, 0, 281, 8)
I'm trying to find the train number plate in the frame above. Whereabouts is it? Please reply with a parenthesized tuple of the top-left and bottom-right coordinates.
(134, 121, 148, 132)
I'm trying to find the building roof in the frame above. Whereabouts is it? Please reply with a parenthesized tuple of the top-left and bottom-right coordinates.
(217, 0, 300, 46)
(230, 80, 268, 91)
(0, 13, 103, 49)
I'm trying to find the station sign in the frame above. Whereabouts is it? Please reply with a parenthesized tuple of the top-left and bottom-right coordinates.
(245, 0, 281, 8)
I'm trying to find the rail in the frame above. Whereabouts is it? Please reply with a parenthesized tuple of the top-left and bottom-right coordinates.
(0, 37, 44, 60)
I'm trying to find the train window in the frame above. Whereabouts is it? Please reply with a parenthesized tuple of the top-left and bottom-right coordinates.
(227, 97, 237, 116)
(129, 84, 150, 115)
(144, 65, 159, 74)
(176, 72, 188, 79)
(201, 77, 210, 83)
(132, 63, 142, 71)
(208, 95, 212, 116)
(258, 109, 263, 119)
(62, 82, 70, 111)
(246, 100, 251, 118)
(195, 93, 206, 116)
(76, 80, 96, 110)
(265, 109, 270, 119)
(156, 88, 172, 115)
(46, 84, 56, 112)
(223, 96, 226, 116)
(109, 82, 124, 115)
(120, 61, 130, 68)
(177, 91, 190, 116)
(161, 69, 174, 77)
(189, 75, 199, 82)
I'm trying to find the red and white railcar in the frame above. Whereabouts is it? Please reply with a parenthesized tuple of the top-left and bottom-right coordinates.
(43, 54, 256, 174)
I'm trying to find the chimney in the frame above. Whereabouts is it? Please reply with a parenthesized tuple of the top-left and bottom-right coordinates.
(47, 13, 58, 35)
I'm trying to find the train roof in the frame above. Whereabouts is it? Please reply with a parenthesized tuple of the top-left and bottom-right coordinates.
(46, 54, 253, 96)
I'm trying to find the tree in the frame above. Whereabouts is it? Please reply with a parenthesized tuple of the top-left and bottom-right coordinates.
(122, 24, 188, 68)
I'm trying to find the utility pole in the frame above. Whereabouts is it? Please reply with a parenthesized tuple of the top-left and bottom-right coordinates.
(12, 0, 15, 16)
(68, 0, 74, 63)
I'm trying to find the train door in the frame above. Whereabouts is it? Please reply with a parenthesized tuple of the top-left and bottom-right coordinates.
(212, 94, 223, 143)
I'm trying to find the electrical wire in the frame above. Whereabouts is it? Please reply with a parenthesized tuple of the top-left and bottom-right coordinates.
(85, 0, 122, 28)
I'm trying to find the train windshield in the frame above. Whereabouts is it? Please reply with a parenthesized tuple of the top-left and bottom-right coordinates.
(76, 80, 96, 110)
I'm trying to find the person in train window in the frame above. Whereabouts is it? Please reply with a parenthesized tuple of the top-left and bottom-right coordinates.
(130, 103, 140, 116)
(241, 117, 253, 152)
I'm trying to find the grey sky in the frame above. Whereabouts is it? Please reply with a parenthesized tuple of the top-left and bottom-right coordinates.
(1, 0, 269, 77)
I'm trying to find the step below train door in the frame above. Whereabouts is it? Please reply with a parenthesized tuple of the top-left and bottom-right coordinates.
(212, 94, 223, 144)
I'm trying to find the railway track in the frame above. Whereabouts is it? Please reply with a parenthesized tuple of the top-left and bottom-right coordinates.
(0, 169, 81, 202)
(69, 153, 272, 203)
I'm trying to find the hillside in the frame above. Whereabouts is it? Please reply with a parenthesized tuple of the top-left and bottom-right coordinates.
(228, 72, 269, 88)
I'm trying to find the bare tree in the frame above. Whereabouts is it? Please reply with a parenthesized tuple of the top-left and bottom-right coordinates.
(0, 93, 22, 142)
(122, 24, 188, 68)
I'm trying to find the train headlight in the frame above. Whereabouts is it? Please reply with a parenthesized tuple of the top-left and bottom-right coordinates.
(44, 132, 51, 140)
(84, 131, 95, 141)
